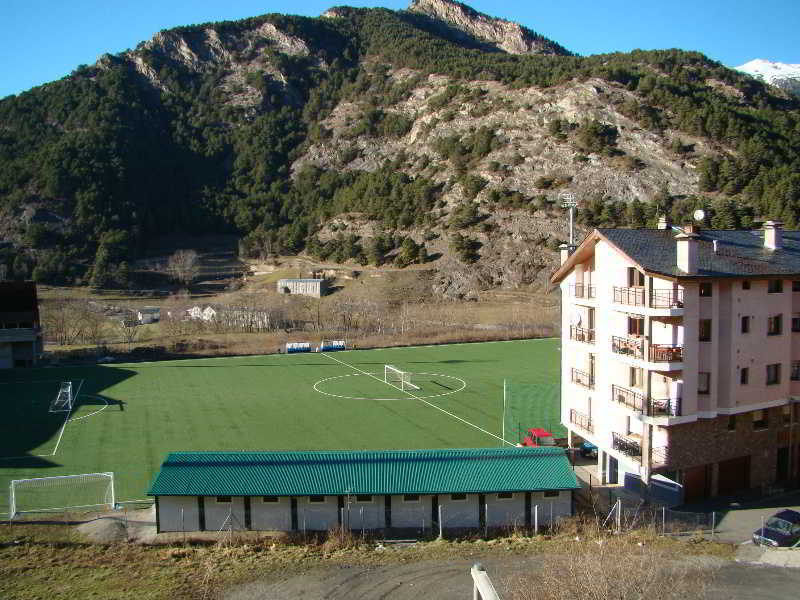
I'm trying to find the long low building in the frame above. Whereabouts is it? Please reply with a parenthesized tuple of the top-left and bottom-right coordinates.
(147, 447, 580, 533)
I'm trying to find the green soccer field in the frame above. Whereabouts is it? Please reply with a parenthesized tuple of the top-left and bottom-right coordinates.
(0, 338, 561, 516)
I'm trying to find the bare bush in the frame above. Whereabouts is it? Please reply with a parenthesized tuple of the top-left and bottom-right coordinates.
(166, 249, 200, 287)
(507, 540, 715, 600)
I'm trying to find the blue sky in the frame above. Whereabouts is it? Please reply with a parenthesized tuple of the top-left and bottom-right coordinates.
(2, 0, 799, 99)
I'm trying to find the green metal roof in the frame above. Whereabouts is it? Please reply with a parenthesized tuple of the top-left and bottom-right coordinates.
(147, 448, 580, 497)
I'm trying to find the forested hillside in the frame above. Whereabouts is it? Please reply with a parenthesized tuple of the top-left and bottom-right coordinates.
(1, 1, 799, 289)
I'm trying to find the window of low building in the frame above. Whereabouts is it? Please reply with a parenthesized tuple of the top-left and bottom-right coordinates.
(782, 406, 792, 425)
(450, 493, 467, 501)
(262, 496, 279, 503)
(497, 492, 514, 500)
(769, 280, 784, 293)
(727, 415, 736, 431)
(543, 490, 560, 498)
(699, 282, 712, 297)
(355, 495, 373, 503)
(792, 315, 800, 332)
(308, 496, 325, 503)
(793, 280, 800, 292)
(216, 496, 232, 503)
(753, 409, 769, 430)
(767, 363, 781, 385)
(741, 316, 750, 334)
(698, 372, 710, 395)
(740, 368, 749, 385)
(403, 494, 420, 502)
(768, 315, 783, 336)
(699, 319, 712, 342)
(743, 280, 751, 290)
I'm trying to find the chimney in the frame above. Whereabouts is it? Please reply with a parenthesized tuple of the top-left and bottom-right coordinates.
(559, 243, 571, 265)
(657, 215, 669, 230)
(764, 221, 783, 250)
(683, 222, 697, 234)
(676, 232, 698, 274)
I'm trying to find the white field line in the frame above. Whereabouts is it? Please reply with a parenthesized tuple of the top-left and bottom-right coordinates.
(48, 378, 85, 457)
(321, 352, 513, 446)
(68, 396, 109, 422)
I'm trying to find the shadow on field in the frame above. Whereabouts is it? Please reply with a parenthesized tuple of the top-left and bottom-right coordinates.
(0, 366, 137, 469)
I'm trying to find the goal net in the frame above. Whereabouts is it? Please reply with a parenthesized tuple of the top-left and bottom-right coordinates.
(9, 472, 115, 519)
(502, 380, 564, 444)
(49, 381, 73, 413)
(384, 365, 419, 392)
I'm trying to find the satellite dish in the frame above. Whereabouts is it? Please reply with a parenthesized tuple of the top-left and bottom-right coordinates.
(693, 209, 706, 222)
(570, 311, 582, 326)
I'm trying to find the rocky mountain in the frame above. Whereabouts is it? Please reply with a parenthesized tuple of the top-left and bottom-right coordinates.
(0, 2, 799, 294)
(736, 58, 800, 97)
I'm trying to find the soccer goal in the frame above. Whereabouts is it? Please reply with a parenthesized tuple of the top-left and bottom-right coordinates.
(384, 365, 420, 392)
(9, 472, 115, 519)
(49, 381, 73, 413)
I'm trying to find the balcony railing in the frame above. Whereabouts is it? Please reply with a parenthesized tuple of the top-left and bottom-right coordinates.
(570, 409, 593, 434)
(569, 283, 596, 299)
(611, 335, 644, 359)
(648, 397, 682, 417)
(650, 289, 684, 309)
(571, 368, 595, 389)
(570, 326, 595, 345)
(651, 447, 671, 467)
(612, 432, 642, 458)
(613, 286, 646, 306)
(612, 384, 646, 413)
(649, 344, 683, 363)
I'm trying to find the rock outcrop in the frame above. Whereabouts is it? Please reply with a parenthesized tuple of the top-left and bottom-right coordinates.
(408, 0, 571, 55)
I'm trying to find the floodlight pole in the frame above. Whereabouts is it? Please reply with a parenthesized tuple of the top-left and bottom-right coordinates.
(560, 192, 578, 247)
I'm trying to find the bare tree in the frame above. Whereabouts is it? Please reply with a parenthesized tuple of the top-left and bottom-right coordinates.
(166, 249, 200, 287)
(115, 320, 139, 346)
(41, 299, 87, 346)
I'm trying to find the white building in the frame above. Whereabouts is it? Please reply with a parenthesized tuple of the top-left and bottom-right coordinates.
(276, 278, 328, 298)
(551, 220, 800, 501)
(148, 448, 578, 533)
(137, 306, 161, 324)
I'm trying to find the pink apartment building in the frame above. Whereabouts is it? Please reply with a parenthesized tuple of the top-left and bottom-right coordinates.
(551, 220, 800, 501)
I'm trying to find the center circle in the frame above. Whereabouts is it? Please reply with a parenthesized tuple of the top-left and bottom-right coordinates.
(313, 372, 467, 401)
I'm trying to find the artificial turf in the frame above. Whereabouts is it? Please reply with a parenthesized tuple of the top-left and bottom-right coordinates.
(0, 338, 560, 515)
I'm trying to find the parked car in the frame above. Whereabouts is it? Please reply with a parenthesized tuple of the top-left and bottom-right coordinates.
(752, 509, 800, 547)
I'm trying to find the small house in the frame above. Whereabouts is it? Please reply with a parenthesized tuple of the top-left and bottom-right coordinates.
(276, 278, 328, 298)
(137, 306, 161, 324)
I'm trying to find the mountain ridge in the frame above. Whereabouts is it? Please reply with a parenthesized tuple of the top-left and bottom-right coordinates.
(736, 58, 800, 97)
(0, 3, 798, 294)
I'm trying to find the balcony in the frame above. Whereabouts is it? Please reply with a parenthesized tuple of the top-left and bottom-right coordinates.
(570, 325, 595, 345)
(611, 335, 644, 359)
(651, 447, 672, 468)
(569, 283, 596, 300)
(613, 286, 645, 306)
(612, 432, 642, 458)
(570, 409, 593, 434)
(649, 344, 683, 363)
(612, 385, 682, 417)
(571, 368, 594, 389)
(650, 289, 684, 309)
(612, 384, 646, 413)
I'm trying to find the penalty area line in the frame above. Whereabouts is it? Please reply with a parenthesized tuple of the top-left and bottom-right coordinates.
(48, 378, 85, 457)
(320, 352, 513, 446)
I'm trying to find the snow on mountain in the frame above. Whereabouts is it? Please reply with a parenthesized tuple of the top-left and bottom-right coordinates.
(736, 59, 800, 96)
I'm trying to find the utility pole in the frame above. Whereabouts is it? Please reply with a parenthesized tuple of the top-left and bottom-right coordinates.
(560, 192, 578, 247)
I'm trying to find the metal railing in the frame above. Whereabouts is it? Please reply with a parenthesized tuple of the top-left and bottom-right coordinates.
(570, 408, 593, 433)
(571, 368, 594, 389)
(611, 335, 644, 359)
(613, 286, 646, 306)
(569, 283, 596, 299)
(612, 384, 646, 413)
(570, 325, 595, 344)
(649, 397, 682, 417)
(649, 344, 683, 362)
(650, 289, 684, 308)
(612, 432, 642, 458)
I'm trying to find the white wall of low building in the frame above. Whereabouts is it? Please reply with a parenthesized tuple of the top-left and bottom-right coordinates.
(438, 494, 479, 528)
(157, 496, 200, 532)
(251, 496, 291, 531)
(204, 496, 246, 530)
(297, 496, 338, 531)
(391, 494, 432, 528)
(529, 490, 572, 525)
(346, 497, 384, 530)
(485, 493, 525, 528)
